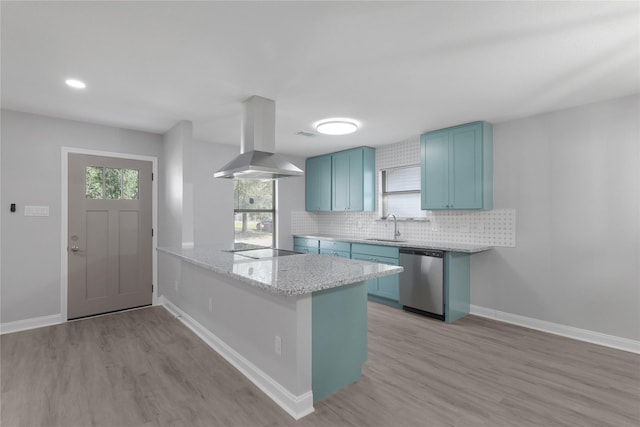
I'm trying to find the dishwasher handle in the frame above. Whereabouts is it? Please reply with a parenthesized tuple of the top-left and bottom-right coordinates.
(399, 248, 444, 258)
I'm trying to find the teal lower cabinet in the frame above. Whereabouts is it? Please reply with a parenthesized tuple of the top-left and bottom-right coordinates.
(320, 249, 350, 258)
(319, 240, 351, 258)
(293, 237, 319, 254)
(351, 243, 400, 308)
(312, 281, 367, 402)
(444, 252, 471, 323)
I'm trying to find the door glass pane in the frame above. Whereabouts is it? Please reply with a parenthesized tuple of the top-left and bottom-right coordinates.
(123, 169, 139, 200)
(234, 212, 273, 247)
(105, 168, 122, 199)
(86, 166, 104, 199)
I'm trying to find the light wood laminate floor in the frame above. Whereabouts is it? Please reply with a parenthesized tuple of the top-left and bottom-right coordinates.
(2, 303, 638, 426)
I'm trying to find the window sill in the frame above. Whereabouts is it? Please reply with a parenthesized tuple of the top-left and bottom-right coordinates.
(376, 217, 430, 222)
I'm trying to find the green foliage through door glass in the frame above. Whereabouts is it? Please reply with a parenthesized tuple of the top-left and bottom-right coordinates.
(86, 166, 104, 199)
(105, 168, 122, 199)
(123, 169, 139, 200)
(85, 167, 139, 200)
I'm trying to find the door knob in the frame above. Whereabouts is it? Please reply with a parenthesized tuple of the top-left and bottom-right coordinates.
(70, 245, 79, 252)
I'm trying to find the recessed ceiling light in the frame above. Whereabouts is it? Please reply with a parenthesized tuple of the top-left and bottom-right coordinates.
(315, 119, 359, 135)
(65, 79, 86, 89)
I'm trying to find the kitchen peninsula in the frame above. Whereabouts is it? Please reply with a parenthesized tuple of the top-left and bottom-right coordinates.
(157, 246, 402, 419)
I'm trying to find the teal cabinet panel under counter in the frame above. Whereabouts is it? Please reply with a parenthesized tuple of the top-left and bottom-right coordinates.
(294, 237, 319, 254)
(351, 243, 400, 306)
(312, 281, 368, 402)
(319, 240, 351, 258)
(421, 121, 493, 210)
(444, 252, 471, 323)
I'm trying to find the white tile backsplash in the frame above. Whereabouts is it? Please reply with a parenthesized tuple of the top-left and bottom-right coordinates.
(291, 209, 516, 247)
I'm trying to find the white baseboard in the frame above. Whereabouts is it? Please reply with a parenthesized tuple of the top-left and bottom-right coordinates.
(0, 313, 64, 335)
(159, 296, 314, 420)
(470, 305, 640, 354)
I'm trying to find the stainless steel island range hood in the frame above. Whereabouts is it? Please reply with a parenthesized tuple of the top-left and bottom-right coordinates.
(214, 96, 304, 180)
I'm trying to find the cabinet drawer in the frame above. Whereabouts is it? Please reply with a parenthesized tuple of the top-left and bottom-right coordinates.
(294, 237, 319, 249)
(352, 253, 398, 265)
(319, 240, 351, 252)
(294, 245, 319, 254)
(351, 243, 399, 259)
(320, 249, 350, 259)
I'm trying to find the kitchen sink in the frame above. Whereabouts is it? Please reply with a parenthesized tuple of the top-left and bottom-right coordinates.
(365, 238, 407, 243)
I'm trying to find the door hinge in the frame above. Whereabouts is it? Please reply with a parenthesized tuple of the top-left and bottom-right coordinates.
(152, 284, 154, 293)
(152, 228, 154, 237)
(152, 172, 154, 181)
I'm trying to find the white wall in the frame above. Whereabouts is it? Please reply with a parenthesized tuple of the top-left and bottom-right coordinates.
(472, 94, 640, 341)
(158, 253, 312, 398)
(159, 121, 192, 248)
(0, 110, 162, 323)
(0, 107, 307, 326)
(191, 140, 237, 246)
(276, 159, 306, 250)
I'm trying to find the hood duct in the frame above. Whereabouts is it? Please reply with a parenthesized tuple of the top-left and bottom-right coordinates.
(214, 95, 304, 180)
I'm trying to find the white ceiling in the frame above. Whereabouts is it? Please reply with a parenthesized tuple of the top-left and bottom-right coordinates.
(2, 1, 639, 157)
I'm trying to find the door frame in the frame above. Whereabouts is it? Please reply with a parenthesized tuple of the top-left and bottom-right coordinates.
(60, 147, 158, 321)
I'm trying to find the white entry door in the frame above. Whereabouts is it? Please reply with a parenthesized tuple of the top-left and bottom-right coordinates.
(68, 154, 152, 319)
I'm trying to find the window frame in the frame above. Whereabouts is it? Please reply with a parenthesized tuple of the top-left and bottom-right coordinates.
(233, 180, 276, 248)
(379, 164, 426, 220)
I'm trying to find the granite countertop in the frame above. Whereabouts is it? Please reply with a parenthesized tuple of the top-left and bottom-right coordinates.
(158, 246, 403, 297)
(294, 234, 492, 253)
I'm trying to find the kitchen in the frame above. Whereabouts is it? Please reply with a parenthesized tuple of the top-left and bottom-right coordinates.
(1, 1, 639, 426)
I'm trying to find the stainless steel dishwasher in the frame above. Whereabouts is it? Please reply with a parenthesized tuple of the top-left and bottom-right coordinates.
(398, 248, 445, 320)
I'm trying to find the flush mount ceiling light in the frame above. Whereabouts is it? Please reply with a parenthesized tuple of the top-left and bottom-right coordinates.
(65, 78, 86, 89)
(315, 119, 359, 135)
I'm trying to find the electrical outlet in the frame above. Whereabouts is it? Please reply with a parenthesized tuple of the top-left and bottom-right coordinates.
(208, 297, 213, 312)
(274, 336, 282, 356)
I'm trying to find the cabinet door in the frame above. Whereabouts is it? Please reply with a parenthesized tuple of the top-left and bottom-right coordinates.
(352, 252, 399, 301)
(320, 249, 350, 258)
(450, 123, 483, 209)
(421, 130, 449, 210)
(374, 258, 399, 301)
(306, 155, 332, 211)
(305, 157, 320, 211)
(421, 122, 492, 210)
(332, 151, 350, 211)
(347, 149, 364, 211)
(376, 274, 399, 301)
(351, 253, 378, 294)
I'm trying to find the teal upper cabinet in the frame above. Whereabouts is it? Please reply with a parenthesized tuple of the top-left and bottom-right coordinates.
(332, 147, 375, 211)
(305, 155, 332, 211)
(306, 147, 375, 212)
(421, 121, 493, 210)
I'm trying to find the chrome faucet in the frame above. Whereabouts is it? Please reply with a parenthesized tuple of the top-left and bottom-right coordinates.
(387, 214, 401, 240)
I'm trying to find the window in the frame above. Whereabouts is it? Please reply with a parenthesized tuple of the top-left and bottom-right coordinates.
(234, 180, 275, 247)
(380, 165, 425, 219)
(86, 166, 139, 200)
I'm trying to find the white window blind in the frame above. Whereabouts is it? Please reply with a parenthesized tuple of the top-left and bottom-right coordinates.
(381, 165, 425, 219)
